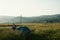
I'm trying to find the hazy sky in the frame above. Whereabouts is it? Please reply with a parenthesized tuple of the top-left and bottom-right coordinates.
(0, 0, 60, 17)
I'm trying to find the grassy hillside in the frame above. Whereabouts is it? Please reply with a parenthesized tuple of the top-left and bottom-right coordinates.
(0, 23, 60, 40)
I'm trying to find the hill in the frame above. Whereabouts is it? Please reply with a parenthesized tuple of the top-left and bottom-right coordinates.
(0, 14, 60, 24)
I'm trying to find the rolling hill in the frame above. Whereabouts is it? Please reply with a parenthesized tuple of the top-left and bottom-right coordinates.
(0, 14, 60, 24)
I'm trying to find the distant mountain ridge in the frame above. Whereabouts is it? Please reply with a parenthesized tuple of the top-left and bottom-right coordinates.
(0, 14, 60, 24)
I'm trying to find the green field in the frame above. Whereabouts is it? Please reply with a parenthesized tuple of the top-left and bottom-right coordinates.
(0, 23, 60, 40)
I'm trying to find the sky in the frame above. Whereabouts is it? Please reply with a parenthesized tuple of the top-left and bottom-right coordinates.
(0, 0, 60, 17)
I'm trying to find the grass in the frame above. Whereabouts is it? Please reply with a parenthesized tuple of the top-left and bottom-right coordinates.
(0, 23, 60, 40)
